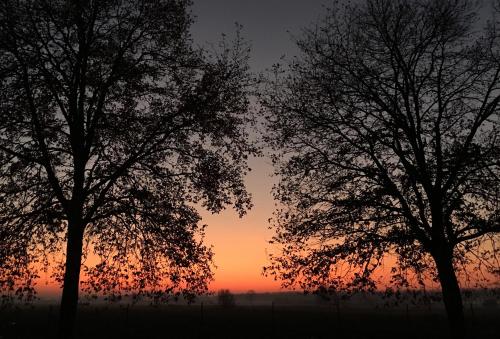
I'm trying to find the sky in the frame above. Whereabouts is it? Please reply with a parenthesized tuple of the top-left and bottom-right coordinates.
(188, 0, 330, 292)
(29, 0, 498, 298)
(31, 1, 332, 298)
(187, 0, 498, 294)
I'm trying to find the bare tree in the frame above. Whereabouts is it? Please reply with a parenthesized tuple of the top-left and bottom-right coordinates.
(261, 1, 500, 338)
(0, 0, 256, 337)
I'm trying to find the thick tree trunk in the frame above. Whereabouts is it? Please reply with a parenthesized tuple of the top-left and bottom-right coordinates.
(58, 218, 85, 339)
(434, 252, 465, 339)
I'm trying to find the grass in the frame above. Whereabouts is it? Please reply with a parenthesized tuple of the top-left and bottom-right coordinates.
(0, 303, 498, 339)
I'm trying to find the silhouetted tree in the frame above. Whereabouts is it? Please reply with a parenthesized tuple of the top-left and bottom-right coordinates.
(0, 0, 255, 337)
(262, 1, 500, 338)
(217, 288, 236, 307)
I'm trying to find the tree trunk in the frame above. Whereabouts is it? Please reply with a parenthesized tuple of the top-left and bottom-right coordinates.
(434, 252, 465, 339)
(58, 219, 85, 339)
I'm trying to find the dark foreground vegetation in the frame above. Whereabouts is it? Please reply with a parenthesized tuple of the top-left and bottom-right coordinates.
(0, 303, 498, 339)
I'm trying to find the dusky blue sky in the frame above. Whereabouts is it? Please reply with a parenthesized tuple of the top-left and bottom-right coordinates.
(191, 0, 330, 71)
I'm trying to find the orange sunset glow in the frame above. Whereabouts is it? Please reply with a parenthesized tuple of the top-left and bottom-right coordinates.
(199, 158, 279, 292)
(34, 157, 281, 295)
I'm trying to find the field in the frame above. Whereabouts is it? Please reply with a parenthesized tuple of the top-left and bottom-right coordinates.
(0, 302, 498, 339)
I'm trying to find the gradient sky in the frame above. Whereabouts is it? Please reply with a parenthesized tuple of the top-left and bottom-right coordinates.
(188, 0, 498, 294)
(33, 1, 496, 298)
(189, 0, 329, 292)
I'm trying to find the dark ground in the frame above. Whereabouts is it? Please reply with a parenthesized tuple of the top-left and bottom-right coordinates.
(0, 304, 498, 339)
